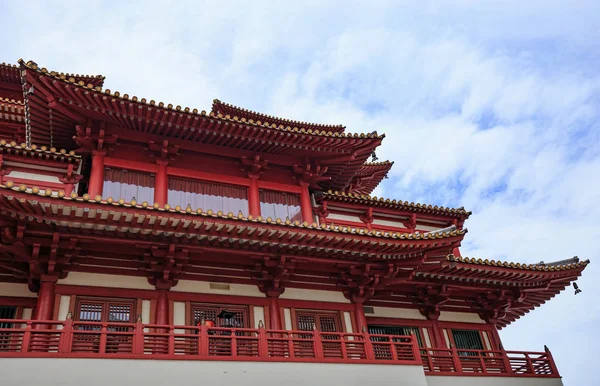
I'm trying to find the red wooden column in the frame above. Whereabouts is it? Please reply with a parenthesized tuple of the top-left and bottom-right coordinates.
(155, 289, 169, 326)
(154, 161, 168, 206)
(34, 276, 57, 321)
(248, 177, 261, 217)
(353, 301, 368, 333)
(299, 181, 313, 223)
(268, 296, 282, 330)
(88, 150, 106, 197)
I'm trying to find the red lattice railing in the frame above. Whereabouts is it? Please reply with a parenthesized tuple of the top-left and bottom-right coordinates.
(0, 319, 560, 377)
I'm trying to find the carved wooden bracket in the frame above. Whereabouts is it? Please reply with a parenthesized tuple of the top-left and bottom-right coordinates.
(415, 285, 450, 320)
(401, 214, 417, 232)
(142, 244, 189, 290)
(241, 155, 269, 179)
(313, 202, 329, 219)
(58, 164, 83, 185)
(359, 207, 374, 225)
(0, 154, 13, 180)
(73, 124, 117, 154)
(252, 255, 295, 297)
(146, 139, 180, 165)
(292, 162, 331, 189)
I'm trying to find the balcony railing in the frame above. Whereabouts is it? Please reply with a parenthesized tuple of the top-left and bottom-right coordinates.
(0, 319, 559, 378)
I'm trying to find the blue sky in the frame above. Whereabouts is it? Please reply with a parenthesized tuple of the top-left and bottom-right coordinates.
(1, 1, 599, 384)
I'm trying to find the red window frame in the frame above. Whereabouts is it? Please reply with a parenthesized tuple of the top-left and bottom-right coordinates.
(190, 303, 250, 328)
(74, 297, 136, 324)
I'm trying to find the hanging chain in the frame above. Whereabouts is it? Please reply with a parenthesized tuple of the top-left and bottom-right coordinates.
(20, 69, 32, 148)
(49, 107, 53, 148)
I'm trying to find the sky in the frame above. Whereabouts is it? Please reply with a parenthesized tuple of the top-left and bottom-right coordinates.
(1, 0, 599, 384)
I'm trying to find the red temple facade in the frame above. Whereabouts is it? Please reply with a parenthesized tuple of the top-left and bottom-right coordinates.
(0, 60, 589, 386)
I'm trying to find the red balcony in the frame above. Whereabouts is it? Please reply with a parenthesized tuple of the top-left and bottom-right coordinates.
(0, 319, 560, 378)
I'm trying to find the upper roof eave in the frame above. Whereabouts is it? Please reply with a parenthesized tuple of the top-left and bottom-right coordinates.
(2, 61, 105, 87)
(318, 190, 471, 219)
(212, 99, 346, 133)
(20, 59, 383, 142)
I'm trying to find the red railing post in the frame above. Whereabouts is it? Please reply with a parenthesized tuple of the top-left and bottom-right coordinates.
(525, 353, 535, 374)
(451, 345, 463, 373)
(389, 335, 398, 361)
(20, 321, 31, 353)
(502, 350, 513, 374)
(313, 330, 324, 360)
(545, 347, 560, 376)
(258, 324, 268, 358)
(411, 335, 422, 364)
(231, 329, 238, 358)
(167, 326, 175, 356)
(134, 320, 144, 354)
(363, 328, 375, 360)
(59, 319, 72, 354)
(199, 324, 209, 357)
(287, 331, 295, 359)
(339, 333, 348, 360)
(99, 323, 108, 355)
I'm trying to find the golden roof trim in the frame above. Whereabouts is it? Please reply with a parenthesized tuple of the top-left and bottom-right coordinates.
(362, 160, 394, 167)
(446, 254, 590, 271)
(19, 60, 383, 140)
(213, 99, 346, 129)
(0, 97, 24, 106)
(322, 190, 471, 216)
(1, 181, 466, 241)
(0, 139, 81, 159)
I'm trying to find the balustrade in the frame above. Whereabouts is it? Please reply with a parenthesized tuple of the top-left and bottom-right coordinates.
(0, 318, 559, 378)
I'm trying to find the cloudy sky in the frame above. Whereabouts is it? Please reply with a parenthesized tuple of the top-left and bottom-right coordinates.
(2, 1, 598, 384)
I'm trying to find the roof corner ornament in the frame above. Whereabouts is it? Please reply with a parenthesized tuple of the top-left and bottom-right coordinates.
(573, 282, 582, 295)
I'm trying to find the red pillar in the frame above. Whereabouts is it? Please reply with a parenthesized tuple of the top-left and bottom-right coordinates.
(88, 150, 105, 197)
(268, 296, 282, 330)
(155, 289, 169, 326)
(299, 181, 313, 223)
(154, 161, 168, 206)
(353, 301, 368, 333)
(248, 177, 261, 217)
(34, 278, 57, 321)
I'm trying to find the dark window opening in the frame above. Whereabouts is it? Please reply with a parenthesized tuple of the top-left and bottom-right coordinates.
(368, 325, 424, 347)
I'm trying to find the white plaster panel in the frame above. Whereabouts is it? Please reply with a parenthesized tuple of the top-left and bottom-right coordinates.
(372, 218, 404, 227)
(426, 376, 563, 386)
(57, 295, 71, 321)
(59, 273, 155, 290)
(370, 306, 427, 320)
(280, 288, 349, 303)
(173, 301, 186, 333)
(0, 283, 36, 297)
(438, 311, 485, 324)
(328, 212, 361, 222)
(415, 225, 443, 232)
(0, 359, 429, 386)
(171, 280, 263, 297)
(21, 308, 32, 320)
(7, 170, 61, 183)
(142, 300, 151, 324)
(283, 308, 293, 330)
(253, 306, 265, 328)
(422, 328, 432, 348)
(173, 302, 186, 325)
(343, 311, 354, 333)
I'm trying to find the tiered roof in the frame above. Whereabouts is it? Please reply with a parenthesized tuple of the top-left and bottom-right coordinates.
(212, 99, 346, 134)
(346, 161, 394, 195)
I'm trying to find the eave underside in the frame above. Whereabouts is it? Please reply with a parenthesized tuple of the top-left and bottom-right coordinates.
(0, 188, 586, 328)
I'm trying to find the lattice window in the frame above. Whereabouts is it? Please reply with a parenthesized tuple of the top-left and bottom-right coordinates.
(296, 312, 341, 332)
(368, 325, 424, 347)
(75, 298, 135, 330)
(451, 329, 484, 356)
(0, 306, 16, 329)
(192, 304, 248, 328)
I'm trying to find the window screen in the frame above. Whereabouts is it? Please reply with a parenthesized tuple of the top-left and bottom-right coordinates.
(451, 329, 484, 356)
(192, 305, 248, 328)
(368, 325, 424, 346)
(0, 306, 16, 329)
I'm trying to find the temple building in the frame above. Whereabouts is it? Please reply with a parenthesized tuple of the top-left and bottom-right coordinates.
(0, 60, 589, 386)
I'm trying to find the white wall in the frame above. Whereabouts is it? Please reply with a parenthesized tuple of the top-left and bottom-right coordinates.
(369, 306, 426, 320)
(438, 312, 484, 324)
(6, 170, 61, 183)
(0, 283, 36, 297)
(426, 376, 563, 386)
(0, 359, 429, 386)
(280, 288, 349, 303)
(59, 273, 155, 290)
(172, 280, 264, 297)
